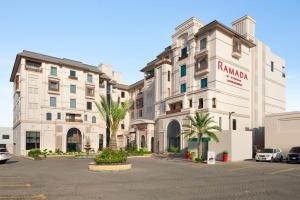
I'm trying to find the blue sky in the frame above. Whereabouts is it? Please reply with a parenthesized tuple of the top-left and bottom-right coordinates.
(0, 0, 299, 127)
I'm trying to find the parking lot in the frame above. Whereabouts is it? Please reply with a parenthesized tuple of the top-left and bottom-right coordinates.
(0, 156, 300, 200)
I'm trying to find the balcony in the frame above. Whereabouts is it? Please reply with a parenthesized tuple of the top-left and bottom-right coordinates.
(69, 75, 78, 80)
(166, 108, 181, 115)
(66, 113, 82, 123)
(195, 64, 209, 76)
(25, 65, 42, 73)
(195, 54, 209, 76)
(66, 119, 83, 123)
(166, 102, 182, 115)
(232, 51, 241, 59)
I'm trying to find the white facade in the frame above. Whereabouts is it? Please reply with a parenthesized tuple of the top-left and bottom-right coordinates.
(0, 127, 13, 153)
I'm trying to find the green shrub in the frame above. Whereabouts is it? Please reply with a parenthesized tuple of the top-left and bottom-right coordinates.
(42, 149, 48, 158)
(195, 156, 204, 163)
(125, 147, 151, 156)
(95, 148, 127, 165)
(167, 147, 180, 153)
(55, 148, 63, 155)
(28, 149, 42, 159)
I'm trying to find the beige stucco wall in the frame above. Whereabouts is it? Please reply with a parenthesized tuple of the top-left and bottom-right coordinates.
(265, 112, 300, 154)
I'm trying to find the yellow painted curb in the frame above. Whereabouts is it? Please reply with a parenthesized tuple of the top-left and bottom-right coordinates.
(88, 162, 132, 171)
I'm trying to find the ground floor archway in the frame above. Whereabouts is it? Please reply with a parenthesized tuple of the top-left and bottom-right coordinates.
(167, 120, 181, 150)
(66, 128, 82, 152)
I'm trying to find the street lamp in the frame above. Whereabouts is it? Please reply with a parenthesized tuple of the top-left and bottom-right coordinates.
(229, 112, 235, 132)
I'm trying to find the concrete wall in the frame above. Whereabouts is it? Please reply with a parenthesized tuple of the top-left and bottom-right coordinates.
(209, 130, 252, 161)
(0, 127, 13, 153)
(265, 112, 300, 154)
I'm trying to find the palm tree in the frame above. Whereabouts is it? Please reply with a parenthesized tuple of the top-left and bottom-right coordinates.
(182, 112, 221, 160)
(94, 95, 131, 150)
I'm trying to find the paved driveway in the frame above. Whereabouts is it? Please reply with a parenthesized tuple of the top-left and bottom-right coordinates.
(0, 156, 300, 200)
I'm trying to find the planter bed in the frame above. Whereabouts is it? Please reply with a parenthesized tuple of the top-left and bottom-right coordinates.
(88, 162, 132, 171)
(128, 154, 152, 158)
(46, 154, 76, 158)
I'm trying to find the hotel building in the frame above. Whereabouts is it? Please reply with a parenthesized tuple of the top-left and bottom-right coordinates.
(11, 15, 286, 160)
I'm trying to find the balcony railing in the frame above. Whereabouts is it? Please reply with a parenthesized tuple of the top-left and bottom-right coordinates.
(166, 108, 181, 115)
(66, 119, 83, 123)
(25, 65, 42, 73)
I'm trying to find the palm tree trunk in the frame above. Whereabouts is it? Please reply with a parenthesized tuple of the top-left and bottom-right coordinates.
(109, 131, 118, 150)
(197, 135, 202, 159)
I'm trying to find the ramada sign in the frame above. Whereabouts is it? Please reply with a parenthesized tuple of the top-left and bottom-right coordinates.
(217, 60, 248, 87)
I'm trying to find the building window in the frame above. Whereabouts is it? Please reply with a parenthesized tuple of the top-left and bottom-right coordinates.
(87, 74, 93, 83)
(181, 65, 186, 77)
(121, 124, 125, 129)
(48, 80, 59, 92)
(2, 135, 9, 140)
(271, 61, 274, 72)
(86, 86, 95, 97)
(87, 102, 92, 110)
(180, 83, 186, 93)
(282, 66, 285, 78)
(200, 38, 207, 50)
(199, 56, 208, 70)
(131, 112, 134, 119)
(57, 113, 61, 120)
(198, 98, 203, 109)
(233, 37, 241, 54)
(84, 115, 87, 121)
(189, 99, 193, 108)
(46, 113, 52, 121)
(139, 109, 143, 118)
(212, 98, 216, 108)
(201, 78, 208, 89)
(50, 97, 56, 107)
(92, 116, 96, 123)
(121, 91, 125, 98)
(167, 88, 171, 97)
(219, 117, 222, 129)
(50, 66, 57, 76)
(26, 60, 41, 68)
(70, 85, 76, 94)
(167, 71, 171, 82)
(26, 131, 40, 150)
(70, 99, 76, 108)
(181, 47, 188, 58)
(99, 134, 103, 151)
(70, 70, 76, 77)
(233, 119, 237, 130)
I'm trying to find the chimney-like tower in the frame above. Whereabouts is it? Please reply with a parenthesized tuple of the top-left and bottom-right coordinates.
(232, 15, 256, 42)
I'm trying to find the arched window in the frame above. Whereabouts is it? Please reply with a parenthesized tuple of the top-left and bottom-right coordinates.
(141, 135, 146, 148)
(92, 116, 96, 123)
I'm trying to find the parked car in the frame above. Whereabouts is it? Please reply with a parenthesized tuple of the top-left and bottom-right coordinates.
(287, 146, 300, 163)
(0, 148, 11, 164)
(255, 148, 283, 162)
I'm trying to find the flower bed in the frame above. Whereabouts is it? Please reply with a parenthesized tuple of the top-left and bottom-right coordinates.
(94, 149, 127, 165)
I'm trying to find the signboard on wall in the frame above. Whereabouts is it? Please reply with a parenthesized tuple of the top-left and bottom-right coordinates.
(217, 60, 249, 88)
(207, 151, 216, 165)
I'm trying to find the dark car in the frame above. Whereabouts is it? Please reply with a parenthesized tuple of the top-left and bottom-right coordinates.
(287, 147, 300, 163)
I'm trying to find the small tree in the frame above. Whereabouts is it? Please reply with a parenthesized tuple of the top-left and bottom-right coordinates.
(94, 95, 131, 150)
(182, 112, 221, 159)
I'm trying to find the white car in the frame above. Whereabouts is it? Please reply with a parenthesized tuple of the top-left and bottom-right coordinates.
(0, 148, 11, 164)
(255, 148, 284, 162)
